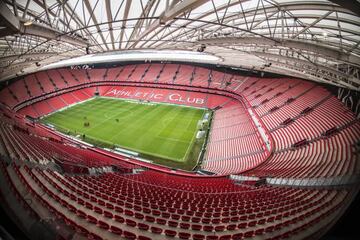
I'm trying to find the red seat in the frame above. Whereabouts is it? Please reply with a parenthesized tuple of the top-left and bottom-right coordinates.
(212, 218, 221, 224)
(168, 221, 178, 227)
(106, 203, 114, 209)
(165, 229, 177, 237)
(179, 232, 191, 239)
(203, 225, 214, 232)
(156, 218, 166, 225)
(248, 220, 257, 227)
(88, 233, 103, 240)
(135, 212, 144, 219)
(114, 215, 124, 223)
(151, 226, 162, 234)
(152, 210, 161, 216)
(168, 208, 176, 213)
(115, 206, 123, 213)
(206, 236, 219, 240)
(76, 210, 86, 219)
(255, 228, 264, 235)
(213, 212, 221, 217)
(232, 233, 243, 240)
(138, 223, 150, 231)
(215, 225, 225, 232)
(125, 209, 134, 216)
(219, 235, 231, 240)
(110, 225, 122, 235)
(238, 222, 247, 229)
(145, 216, 155, 222)
(134, 205, 142, 211)
(67, 204, 77, 213)
(181, 215, 191, 221)
(75, 225, 89, 236)
(180, 223, 190, 229)
(94, 206, 103, 214)
(239, 215, 247, 221)
(162, 212, 171, 218)
(97, 199, 105, 206)
(171, 214, 180, 220)
(123, 231, 136, 240)
(143, 208, 151, 214)
(77, 198, 85, 205)
(103, 210, 113, 218)
(258, 219, 266, 225)
(244, 230, 254, 238)
(98, 220, 109, 230)
(202, 218, 211, 224)
(226, 224, 236, 230)
(138, 236, 151, 240)
(191, 224, 202, 231)
(195, 212, 203, 217)
(86, 215, 97, 224)
(193, 234, 205, 240)
(265, 226, 274, 233)
(125, 219, 137, 227)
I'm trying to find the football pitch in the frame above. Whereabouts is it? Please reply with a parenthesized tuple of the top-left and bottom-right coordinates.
(41, 97, 209, 170)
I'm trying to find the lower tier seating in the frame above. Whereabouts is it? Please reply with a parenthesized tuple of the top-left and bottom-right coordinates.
(1, 163, 350, 240)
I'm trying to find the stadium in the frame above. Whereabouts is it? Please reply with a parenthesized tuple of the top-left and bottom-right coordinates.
(0, 0, 359, 240)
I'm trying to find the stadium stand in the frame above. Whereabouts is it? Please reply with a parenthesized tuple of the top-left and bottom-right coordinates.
(0, 63, 359, 240)
(1, 1, 359, 239)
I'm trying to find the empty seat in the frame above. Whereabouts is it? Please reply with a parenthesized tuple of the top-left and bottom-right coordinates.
(165, 229, 177, 237)
(110, 226, 122, 235)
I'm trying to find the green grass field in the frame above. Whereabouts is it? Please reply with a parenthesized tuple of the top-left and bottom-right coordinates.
(41, 97, 208, 170)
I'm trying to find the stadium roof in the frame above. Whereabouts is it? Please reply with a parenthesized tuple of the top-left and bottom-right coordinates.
(0, 0, 359, 90)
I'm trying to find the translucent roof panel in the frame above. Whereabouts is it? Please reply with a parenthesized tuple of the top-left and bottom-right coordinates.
(0, 0, 359, 89)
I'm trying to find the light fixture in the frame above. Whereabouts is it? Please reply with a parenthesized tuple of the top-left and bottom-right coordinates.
(23, 20, 33, 26)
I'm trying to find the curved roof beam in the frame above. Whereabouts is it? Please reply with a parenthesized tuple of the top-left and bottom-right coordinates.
(125, 0, 157, 49)
(214, 45, 359, 90)
(144, 0, 244, 48)
(118, 0, 132, 50)
(83, 0, 108, 51)
(0, 1, 88, 47)
(199, 37, 360, 66)
(0, 52, 57, 63)
(129, 0, 209, 49)
(153, 1, 358, 43)
(104, 0, 115, 50)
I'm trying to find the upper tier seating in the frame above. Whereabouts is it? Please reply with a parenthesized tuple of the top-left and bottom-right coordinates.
(0, 64, 244, 109)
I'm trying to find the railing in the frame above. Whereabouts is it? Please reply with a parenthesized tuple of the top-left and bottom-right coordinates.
(266, 175, 360, 187)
